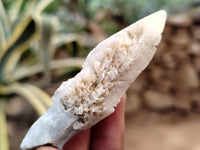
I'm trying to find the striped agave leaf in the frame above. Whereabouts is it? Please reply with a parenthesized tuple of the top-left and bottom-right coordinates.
(0, 18, 37, 82)
(0, 0, 56, 83)
(0, 1, 86, 149)
(0, 100, 9, 150)
(0, 83, 49, 115)
(0, 0, 11, 50)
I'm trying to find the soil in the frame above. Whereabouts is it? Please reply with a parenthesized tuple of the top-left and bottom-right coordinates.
(125, 112, 200, 150)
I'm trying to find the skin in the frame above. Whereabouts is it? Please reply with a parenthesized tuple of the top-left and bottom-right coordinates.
(36, 94, 126, 150)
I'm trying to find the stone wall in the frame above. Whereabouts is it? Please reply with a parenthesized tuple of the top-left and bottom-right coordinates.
(126, 13, 200, 114)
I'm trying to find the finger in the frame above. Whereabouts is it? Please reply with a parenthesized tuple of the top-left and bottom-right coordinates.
(90, 94, 126, 150)
(63, 128, 91, 150)
(35, 146, 57, 150)
(35, 129, 91, 150)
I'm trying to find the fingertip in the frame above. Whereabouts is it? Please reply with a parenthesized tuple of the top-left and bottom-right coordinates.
(35, 146, 57, 150)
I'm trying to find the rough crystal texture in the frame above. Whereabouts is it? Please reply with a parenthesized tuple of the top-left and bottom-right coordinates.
(21, 10, 167, 150)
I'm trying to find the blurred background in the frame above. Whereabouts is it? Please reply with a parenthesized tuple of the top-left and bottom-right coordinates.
(0, 0, 200, 150)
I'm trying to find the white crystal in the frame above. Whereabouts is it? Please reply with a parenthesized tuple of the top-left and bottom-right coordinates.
(21, 10, 167, 150)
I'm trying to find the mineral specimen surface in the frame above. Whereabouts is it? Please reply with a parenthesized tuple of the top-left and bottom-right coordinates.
(21, 10, 167, 150)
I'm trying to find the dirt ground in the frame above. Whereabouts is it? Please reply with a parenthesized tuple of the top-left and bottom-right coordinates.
(125, 111, 200, 150)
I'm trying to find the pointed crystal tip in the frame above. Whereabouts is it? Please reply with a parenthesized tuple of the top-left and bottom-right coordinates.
(143, 10, 167, 35)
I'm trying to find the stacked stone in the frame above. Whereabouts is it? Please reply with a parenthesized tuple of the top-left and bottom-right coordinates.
(126, 13, 200, 114)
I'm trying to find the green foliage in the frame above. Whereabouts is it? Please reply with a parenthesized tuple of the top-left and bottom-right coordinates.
(0, 0, 85, 148)
(0, 0, 85, 109)
(100, 19, 119, 35)
(74, 0, 193, 23)
(0, 100, 9, 150)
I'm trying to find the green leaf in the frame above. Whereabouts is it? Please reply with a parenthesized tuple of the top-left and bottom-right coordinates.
(0, 100, 9, 150)
(0, 83, 47, 116)
(11, 0, 54, 30)
(11, 0, 36, 30)
(0, 18, 37, 83)
(0, 0, 11, 49)
(33, 0, 55, 14)
(0, 20, 6, 51)
(7, 0, 24, 24)
(54, 33, 83, 57)
(37, 15, 56, 85)
(11, 58, 85, 82)
(54, 34, 81, 48)
(23, 84, 52, 108)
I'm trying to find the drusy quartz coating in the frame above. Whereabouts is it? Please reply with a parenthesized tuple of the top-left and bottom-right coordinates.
(21, 10, 167, 150)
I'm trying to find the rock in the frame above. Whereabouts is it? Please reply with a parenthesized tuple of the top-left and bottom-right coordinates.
(20, 11, 168, 150)
(172, 29, 190, 46)
(167, 13, 193, 27)
(193, 57, 200, 72)
(188, 41, 200, 55)
(140, 12, 200, 113)
(171, 49, 189, 64)
(144, 90, 173, 109)
(149, 66, 164, 81)
(129, 75, 146, 92)
(192, 10, 200, 23)
(173, 91, 192, 111)
(126, 92, 141, 113)
(162, 53, 176, 69)
(181, 64, 199, 89)
(191, 26, 200, 40)
(157, 79, 172, 93)
(192, 92, 200, 102)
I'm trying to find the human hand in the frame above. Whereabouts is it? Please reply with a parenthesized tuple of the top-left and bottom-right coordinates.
(36, 94, 126, 150)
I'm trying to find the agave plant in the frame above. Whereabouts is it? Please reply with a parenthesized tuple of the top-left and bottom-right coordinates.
(0, 0, 85, 149)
